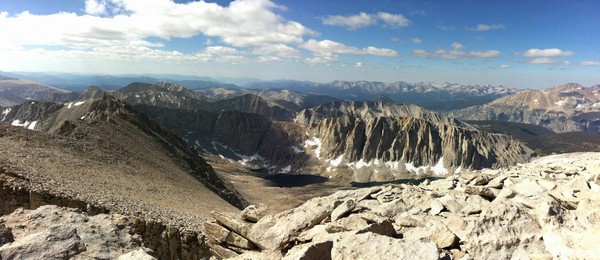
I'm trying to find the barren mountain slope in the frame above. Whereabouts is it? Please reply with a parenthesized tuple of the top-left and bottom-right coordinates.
(0, 96, 247, 230)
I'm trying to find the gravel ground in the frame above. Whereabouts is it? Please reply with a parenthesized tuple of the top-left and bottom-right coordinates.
(0, 121, 239, 232)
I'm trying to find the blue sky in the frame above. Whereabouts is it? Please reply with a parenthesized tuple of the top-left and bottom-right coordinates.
(0, 0, 599, 89)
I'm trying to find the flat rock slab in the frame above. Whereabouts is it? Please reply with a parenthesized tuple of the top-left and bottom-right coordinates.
(331, 232, 438, 260)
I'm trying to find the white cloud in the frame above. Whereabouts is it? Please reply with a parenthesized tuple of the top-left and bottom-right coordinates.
(470, 50, 501, 58)
(466, 23, 505, 31)
(251, 44, 300, 59)
(526, 58, 570, 65)
(301, 39, 397, 57)
(410, 38, 422, 44)
(500, 64, 510, 69)
(354, 62, 364, 67)
(320, 12, 409, 30)
(204, 46, 239, 55)
(580, 61, 600, 66)
(85, 0, 108, 16)
(451, 42, 464, 50)
(412, 43, 500, 59)
(320, 12, 375, 30)
(376, 12, 410, 28)
(0, 0, 315, 50)
(522, 48, 574, 57)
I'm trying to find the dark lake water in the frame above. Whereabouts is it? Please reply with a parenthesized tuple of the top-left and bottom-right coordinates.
(262, 174, 328, 187)
(351, 176, 443, 188)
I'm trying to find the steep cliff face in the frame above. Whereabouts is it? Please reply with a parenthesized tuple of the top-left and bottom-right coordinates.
(133, 106, 306, 171)
(308, 116, 531, 175)
(293, 101, 533, 181)
(448, 83, 600, 133)
(296, 101, 469, 128)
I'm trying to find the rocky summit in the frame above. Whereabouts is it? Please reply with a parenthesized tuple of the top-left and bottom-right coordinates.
(204, 152, 600, 259)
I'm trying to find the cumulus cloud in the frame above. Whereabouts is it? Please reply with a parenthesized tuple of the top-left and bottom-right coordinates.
(410, 38, 423, 44)
(466, 23, 505, 31)
(521, 48, 574, 57)
(320, 12, 409, 30)
(580, 61, 600, 66)
(320, 12, 375, 30)
(526, 58, 570, 65)
(0, 0, 313, 52)
(301, 39, 397, 57)
(85, 0, 108, 16)
(376, 12, 410, 28)
(500, 64, 510, 69)
(412, 43, 500, 59)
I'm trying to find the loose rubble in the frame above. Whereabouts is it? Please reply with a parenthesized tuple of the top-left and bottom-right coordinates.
(204, 152, 600, 259)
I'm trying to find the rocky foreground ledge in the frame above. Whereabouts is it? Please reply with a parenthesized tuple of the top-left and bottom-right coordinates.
(205, 153, 600, 259)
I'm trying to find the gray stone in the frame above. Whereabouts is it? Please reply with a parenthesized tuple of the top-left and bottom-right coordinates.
(225, 230, 256, 249)
(208, 243, 239, 259)
(211, 211, 252, 237)
(204, 221, 230, 243)
(356, 219, 396, 237)
(331, 232, 438, 260)
(241, 204, 269, 223)
(428, 221, 458, 249)
(429, 200, 444, 215)
(326, 215, 369, 233)
(248, 196, 337, 250)
(0, 225, 86, 260)
(331, 199, 356, 221)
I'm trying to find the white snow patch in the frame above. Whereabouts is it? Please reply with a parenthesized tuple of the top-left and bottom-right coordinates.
(73, 101, 85, 107)
(1, 108, 10, 121)
(27, 121, 37, 130)
(67, 102, 73, 109)
(329, 155, 344, 167)
(280, 165, 291, 173)
(11, 119, 35, 130)
(304, 137, 322, 159)
(431, 157, 448, 175)
(345, 157, 449, 175)
(554, 100, 565, 106)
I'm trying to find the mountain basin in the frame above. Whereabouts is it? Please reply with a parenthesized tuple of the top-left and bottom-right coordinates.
(262, 173, 329, 187)
(351, 176, 444, 188)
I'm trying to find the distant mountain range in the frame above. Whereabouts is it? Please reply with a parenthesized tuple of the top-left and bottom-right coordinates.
(2, 72, 518, 110)
(448, 83, 600, 133)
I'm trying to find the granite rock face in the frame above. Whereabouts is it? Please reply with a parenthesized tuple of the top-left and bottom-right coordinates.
(0, 205, 152, 260)
(205, 152, 600, 259)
